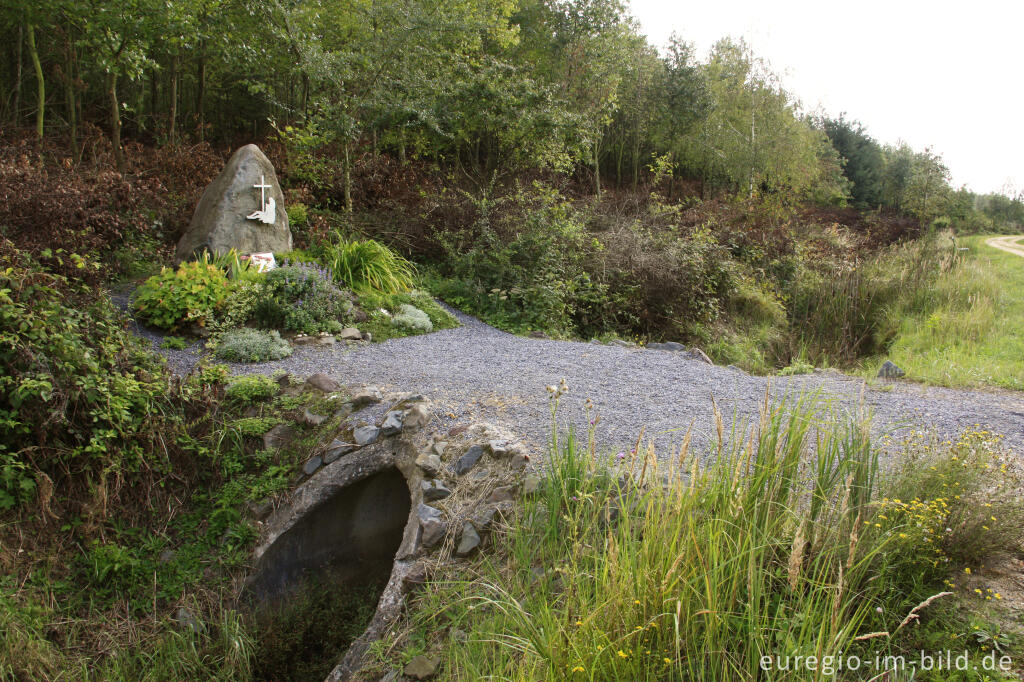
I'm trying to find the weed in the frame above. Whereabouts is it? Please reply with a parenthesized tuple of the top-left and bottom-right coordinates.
(225, 375, 280, 405)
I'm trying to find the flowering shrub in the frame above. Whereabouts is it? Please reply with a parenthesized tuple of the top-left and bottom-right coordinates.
(134, 261, 232, 330)
(253, 261, 353, 334)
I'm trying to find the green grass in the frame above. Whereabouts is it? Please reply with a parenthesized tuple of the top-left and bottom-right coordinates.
(874, 235, 1024, 390)
(389, 398, 1024, 681)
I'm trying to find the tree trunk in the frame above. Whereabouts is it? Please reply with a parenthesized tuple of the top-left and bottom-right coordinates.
(13, 24, 23, 128)
(593, 137, 601, 198)
(64, 43, 78, 161)
(343, 139, 353, 214)
(26, 23, 44, 140)
(196, 43, 206, 141)
(149, 64, 158, 132)
(169, 52, 178, 143)
(109, 72, 125, 173)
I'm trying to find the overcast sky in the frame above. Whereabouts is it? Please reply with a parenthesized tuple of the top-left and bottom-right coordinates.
(629, 0, 1022, 196)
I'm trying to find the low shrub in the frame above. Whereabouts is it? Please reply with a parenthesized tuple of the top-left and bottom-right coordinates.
(323, 238, 416, 294)
(207, 280, 262, 344)
(287, 203, 309, 227)
(216, 329, 293, 363)
(0, 241, 170, 510)
(254, 261, 353, 334)
(224, 375, 280, 405)
(134, 260, 232, 331)
(391, 304, 432, 332)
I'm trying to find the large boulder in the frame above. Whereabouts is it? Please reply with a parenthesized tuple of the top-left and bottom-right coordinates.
(175, 144, 292, 261)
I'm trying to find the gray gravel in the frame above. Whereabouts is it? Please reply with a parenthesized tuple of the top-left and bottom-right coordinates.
(144, 305, 1024, 460)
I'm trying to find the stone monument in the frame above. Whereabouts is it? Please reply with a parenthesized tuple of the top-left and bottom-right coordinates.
(175, 144, 292, 262)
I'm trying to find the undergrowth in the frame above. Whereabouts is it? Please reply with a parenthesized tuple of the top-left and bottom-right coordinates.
(394, 393, 1024, 681)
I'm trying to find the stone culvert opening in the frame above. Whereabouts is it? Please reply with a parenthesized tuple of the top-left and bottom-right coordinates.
(245, 462, 412, 682)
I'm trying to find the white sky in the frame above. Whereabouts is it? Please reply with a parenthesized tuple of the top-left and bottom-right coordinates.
(629, 0, 1023, 196)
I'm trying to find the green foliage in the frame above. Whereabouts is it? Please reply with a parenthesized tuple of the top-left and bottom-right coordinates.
(230, 417, 282, 438)
(206, 279, 262, 344)
(323, 238, 416, 294)
(134, 260, 232, 331)
(287, 202, 309, 227)
(160, 335, 188, 350)
(0, 243, 170, 509)
(401, 399, 1019, 681)
(391, 304, 432, 332)
(254, 261, 352, 334)
(880, 235, 1024, 390)
(224, 375, 280, 405)
(787, 231, 960, 365)
(429, 188, 590, 335)
(357, 290, 458, 341)
(215, 328, 293, 363)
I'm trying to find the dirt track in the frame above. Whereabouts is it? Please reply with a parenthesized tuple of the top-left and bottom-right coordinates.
(985, 234, 1024, 258)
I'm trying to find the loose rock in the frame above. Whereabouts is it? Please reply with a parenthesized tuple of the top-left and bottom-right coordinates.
(421, 479, 452, 502)
(353, 425, 381, 445)
(305, 373, 340, 393)
(685, 347, 713, 365)
(381, 411, 405, 436)
(418, 504, 446, 548)
(404, 655, 440, 680)
(523, 474, 543, 495)
(487, 439, 514, 458)
(302, 456, 323, 476)
(648, 341, 686, 352)
(432, 441, 448, 457)
(415, 453, 442, 476)
(486, 485, 516, 504)
(456, 522, 482, 556)
(262, 424, 297, 451)
(405, 403, 430, 429)
(455, 445, 485, 475)
(878, 360, 906, 379)
(351, 387, 383, 408)
(323, 439, 355, 464)
(338, 327, 362, 341)
(303, 407, 328, 426)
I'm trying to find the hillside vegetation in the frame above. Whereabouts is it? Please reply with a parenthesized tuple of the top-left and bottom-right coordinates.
(2, 0, 1024, 679)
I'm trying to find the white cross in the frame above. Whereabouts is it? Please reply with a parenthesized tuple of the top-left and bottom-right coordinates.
(254, 175, 271, 211)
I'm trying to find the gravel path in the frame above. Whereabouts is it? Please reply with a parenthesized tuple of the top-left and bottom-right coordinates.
(141, 304, 1024, 460)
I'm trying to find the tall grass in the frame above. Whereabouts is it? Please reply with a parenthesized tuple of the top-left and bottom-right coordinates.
(882, 235, 1024, 389)
(787, 230, 962, 366)
(403, 395, 1024, 680)
(323, 238, 416, 294)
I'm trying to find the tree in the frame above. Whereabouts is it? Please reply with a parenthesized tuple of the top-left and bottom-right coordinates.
(817, 114, 884, 208)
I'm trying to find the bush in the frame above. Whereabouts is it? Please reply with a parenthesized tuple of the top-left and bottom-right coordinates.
(224, 375, 280, 405)
(253, 261, 352, 334)
(207, 280, 262, 344)
(391, 304, 432, 332)
(216, 329, 293, 363)
(0, 241, 170, 509)
(323, 238, 416, 294)
(134, 261, 233, 331)
(287, 203, 309, 227)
